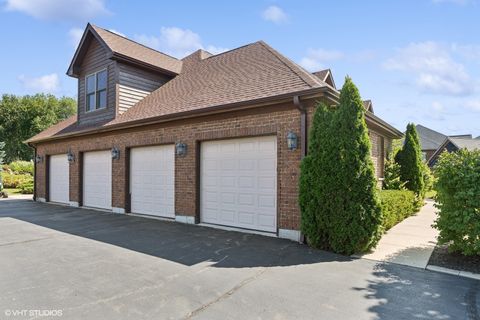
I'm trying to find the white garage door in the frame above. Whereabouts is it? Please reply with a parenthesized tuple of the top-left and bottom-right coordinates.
(49, 154, 69, 204)
(130, 145, 175, 218)
(83, 151, 112, 210)
(201, 136, 277, 232)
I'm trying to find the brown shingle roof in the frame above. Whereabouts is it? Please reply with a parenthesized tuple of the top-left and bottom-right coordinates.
(28, 40, 330, 143)
(91, 25, 182, 74)
(111, 41, 327, 124)
(312, 70, 329, 81)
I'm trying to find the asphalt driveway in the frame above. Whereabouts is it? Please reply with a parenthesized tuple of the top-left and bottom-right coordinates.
(0, 200, 478, 320)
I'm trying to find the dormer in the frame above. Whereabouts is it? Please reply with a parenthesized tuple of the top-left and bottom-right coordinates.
(312, 69, 336, 89)
(363, 100, 374, 113)
(67, 24, 183, 126)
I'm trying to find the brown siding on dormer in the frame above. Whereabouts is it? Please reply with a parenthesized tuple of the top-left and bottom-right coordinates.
(117, 62, 171, 114)
(77, 38, 116, 126)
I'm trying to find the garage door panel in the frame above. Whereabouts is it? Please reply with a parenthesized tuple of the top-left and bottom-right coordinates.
(49, 154, 69, 204)
(201, 136, 277, 232)
(83, 151, 112, 210)
(130, 145, 175, 218)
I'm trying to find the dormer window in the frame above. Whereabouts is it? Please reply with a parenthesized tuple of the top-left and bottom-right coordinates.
(86, 69, 107, 112)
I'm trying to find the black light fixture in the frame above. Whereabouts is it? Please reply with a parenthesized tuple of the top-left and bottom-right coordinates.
(111, 147, 120, 160)
(35, 155, 43, 164)
(287, 131, 298, 150)
(67, 150, 75, 163)
(175, 142, 187, 157)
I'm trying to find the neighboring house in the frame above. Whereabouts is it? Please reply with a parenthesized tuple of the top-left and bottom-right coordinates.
(415, 124, 447, 162)
(428, 137, 480, 167)
(26, 24, 402, 241)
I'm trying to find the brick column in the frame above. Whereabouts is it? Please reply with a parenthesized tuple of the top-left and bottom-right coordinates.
(112, 146, 126, 213)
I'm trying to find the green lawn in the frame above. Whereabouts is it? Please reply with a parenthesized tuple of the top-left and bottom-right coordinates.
(4, 188, 24, 195)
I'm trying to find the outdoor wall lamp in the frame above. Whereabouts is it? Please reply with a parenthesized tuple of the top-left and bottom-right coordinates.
(287, 131, 298, 150)
(176, 142, 187, 157)
(35, 155, 44, 164)
(67, 150, 75, 163)
(111, 147, 120, 160)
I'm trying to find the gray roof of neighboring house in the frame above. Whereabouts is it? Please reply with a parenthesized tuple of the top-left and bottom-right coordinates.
(449, 137, 480, 150)
(415, 124, 447, 151)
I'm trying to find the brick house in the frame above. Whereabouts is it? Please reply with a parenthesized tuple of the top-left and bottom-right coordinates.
(27, 24, 402, 241)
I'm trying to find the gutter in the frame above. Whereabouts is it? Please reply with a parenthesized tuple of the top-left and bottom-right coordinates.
(28, 142, 37, 201)
(293, 96, 307, 158)
(27, 87, 332, 145)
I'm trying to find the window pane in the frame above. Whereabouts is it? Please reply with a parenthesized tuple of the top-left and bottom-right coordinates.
(97, 90, 107, 109)
(97, 70, 107, 90)
(86, 75, 95, 94)
(87, 93, 95, 111)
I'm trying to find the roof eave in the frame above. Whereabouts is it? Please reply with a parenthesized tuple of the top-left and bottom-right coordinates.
(365, 111, 403, 139)
(66, 23, 113, 77)
(110, 52, 179, 76)
(27, 87, 330, 145)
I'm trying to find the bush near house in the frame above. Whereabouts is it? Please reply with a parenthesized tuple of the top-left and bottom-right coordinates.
(378, 190, 417, 230)
(1, 172, 33, 189)
(8, 160, 34, 175)
(433, 149, 480, 256)
(300, 77, 382, 255)
(19, 182, 34, 194)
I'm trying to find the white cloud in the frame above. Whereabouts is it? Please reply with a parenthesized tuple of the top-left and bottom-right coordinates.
(134, 27, 227, 58)
(383, 41, 474, 96)
(68, 28, 84, 48)
(262, 5, 288, 24)
(18, 73, 60, 93)
(451, 44, 480, 60)
(299, 48, 345, 71)
(205, 45, 230, 55)
(4, 0, 109, 21)
(465, 100, 480, 112)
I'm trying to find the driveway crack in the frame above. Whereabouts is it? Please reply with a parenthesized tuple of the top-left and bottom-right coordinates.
(466, 281, 479, 320)
(183, 267, 267, 319)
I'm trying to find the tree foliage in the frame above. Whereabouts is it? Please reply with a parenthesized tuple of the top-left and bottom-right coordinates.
(433, 149, 480, 255)
(395, 123, 425, 196)
(300, 77, 383, 255)
(383, 142, 406, 190)
(0, 141, 5, 191)
(0, 94, 76, 162)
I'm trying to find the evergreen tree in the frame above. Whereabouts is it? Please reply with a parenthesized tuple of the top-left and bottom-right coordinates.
(299, 77, 383, 254)
(395, 123, 425, 196)
(299, 103, 336, 248)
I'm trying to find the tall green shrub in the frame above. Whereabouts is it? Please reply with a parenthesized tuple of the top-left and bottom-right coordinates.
(396, 123, 425, 196)
(384, 152, 405, 190)
(433, 149, 480, 255)
(300, 103, 336, 248)
(300, 77, 383, 254)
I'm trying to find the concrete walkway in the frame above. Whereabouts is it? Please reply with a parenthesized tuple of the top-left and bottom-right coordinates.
(356, 200, 439, 268)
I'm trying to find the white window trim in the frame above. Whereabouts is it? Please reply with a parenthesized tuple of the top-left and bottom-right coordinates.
(85, 68, 107, 113)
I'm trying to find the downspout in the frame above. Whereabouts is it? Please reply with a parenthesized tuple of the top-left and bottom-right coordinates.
(30, 143, 37, 201)
(293, 95, 306, 244)
(293, 96, 307, 158)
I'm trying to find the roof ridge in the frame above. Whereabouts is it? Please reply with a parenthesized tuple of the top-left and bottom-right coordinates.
(91, 24, 180, 62)
(257, 41, 325, 88)
(203, 42, 258, 60)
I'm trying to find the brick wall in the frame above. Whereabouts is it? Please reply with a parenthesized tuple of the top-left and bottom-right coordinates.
(35, 98, 391, 231)
(36, 101, 307, 230)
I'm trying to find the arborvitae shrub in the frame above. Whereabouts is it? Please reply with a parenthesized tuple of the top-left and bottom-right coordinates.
(300, 77, 383, 254)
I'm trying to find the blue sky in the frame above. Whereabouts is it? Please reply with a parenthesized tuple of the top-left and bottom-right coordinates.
(1, 0, 479, 136)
